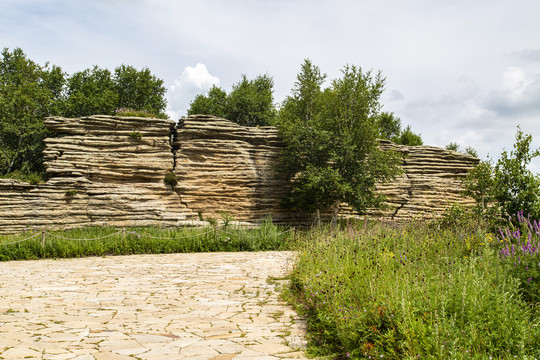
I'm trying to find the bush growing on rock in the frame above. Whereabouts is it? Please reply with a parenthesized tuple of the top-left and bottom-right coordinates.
(163, 171, 178, 188)
(187, 74, 277, 127)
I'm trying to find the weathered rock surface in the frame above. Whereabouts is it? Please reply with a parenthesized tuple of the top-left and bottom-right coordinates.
(0, 114, 478, 233)
(0, 116, 195, 233)
(174, 115, 299, 223)
(175, 116, 478, 223)
(361, 140, 478, 220)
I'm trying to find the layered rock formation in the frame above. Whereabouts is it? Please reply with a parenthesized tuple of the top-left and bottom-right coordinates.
(174, 115, 293, 222)
(0, 116, 195, 233)
(361, 141, 478, 220)
(0, 115, 478, 233)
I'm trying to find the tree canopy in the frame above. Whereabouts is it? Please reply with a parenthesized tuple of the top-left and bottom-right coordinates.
(0, 47, 168, 178)
(377, 112, 423, 146)
(463, 128, 540, 219)
(63, 64, 167, 118)
(277, 60, 401, 221)
(187, 74, 277, 127)
(0, 48, 64, 176)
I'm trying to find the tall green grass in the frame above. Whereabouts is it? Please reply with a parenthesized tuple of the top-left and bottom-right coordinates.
(0, 219, 293, 261)
(287, 220, 540, 359)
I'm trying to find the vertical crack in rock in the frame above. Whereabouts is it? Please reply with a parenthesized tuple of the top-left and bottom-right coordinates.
(170, 119, 190, 210)
(391, 171, 412, 220)
(170, 120, 180, 172)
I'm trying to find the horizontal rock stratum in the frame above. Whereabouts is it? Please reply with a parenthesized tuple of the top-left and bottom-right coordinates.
(0, 115, 478, 233)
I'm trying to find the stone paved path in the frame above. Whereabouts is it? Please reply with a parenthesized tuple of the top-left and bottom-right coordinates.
(0, 252, 308, 359)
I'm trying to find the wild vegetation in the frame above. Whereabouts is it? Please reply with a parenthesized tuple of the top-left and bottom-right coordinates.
(286, 216, 539, 359)
(0, 218, 293, 261)
(284, 128, 540, 359)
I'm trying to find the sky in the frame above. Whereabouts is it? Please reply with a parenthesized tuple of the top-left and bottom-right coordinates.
(2, 0, 540, 169)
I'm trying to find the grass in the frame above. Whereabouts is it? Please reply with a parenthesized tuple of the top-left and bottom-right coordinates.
(0, 218, 294, 261)
(285, 219, 540, 359)
(114, 107, 167, 119)
(4, 212, 539, 359)
(0, 170, 46, 185)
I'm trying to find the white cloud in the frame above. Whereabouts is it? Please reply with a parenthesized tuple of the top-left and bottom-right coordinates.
(167, 63, 220, 120)
(484, 67, 540, 118)
(171, 63, 220, 91)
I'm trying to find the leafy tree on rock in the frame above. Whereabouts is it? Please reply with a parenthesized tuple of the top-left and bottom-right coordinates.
(187, 85, 228, 118)
(277, 60, 401, 223)
(187, 74, 277, 126)
(227, 74, 276, 127)
(395, 125, 423, 146)
(63, 64, 167, 118)
(114, 65, 167, 117)
(377, 112, 423, 146)
(0, 47, 64, 176)
(62, 66, 118, 117)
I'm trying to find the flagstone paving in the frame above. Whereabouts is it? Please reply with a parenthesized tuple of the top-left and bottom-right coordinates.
(0, 252, 308, 359)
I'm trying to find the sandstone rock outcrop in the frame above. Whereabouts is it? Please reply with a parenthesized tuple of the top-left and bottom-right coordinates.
(362, 141, 478, 220)
(0, 115, 195, 233)
(174, 115, 294, 222)
(0, 114, 478, 233)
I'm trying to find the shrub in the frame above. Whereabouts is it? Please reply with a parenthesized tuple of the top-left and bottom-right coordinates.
(163, 171, 178, 188)
(64, 189, 78, 197)
(129, 131, 143, 141)
(115, 107, 164, 119)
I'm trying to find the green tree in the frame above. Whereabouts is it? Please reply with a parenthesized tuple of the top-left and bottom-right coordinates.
(445, 142, 460, 151)
(377, 112, 423, 146)
(63, 64, 168, 118)
(395, 125, 423, 146)
(377, 112, 401, 140)
(462, 159, 496, 214)
(114, 64, 167, 117)
(62, 66, 118, 117)
(186, 74, 277, 126)
(187, 85, 228, 118)
(0, 47, 64, 176)
(277, 60, 401, 223)
(463, 128, 540, 220)
(226, 74, 276, 126)
(493, 128, 540, 219)
(1, 48, 169, 179)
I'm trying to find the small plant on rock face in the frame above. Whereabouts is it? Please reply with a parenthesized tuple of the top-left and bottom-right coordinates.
(129, 131, 143, 141)
(163, 171, 178, 188)
(115, 107, 166, 119)
(64, 189, 78, 197)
